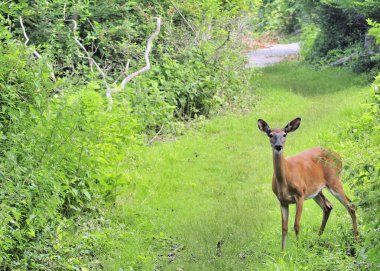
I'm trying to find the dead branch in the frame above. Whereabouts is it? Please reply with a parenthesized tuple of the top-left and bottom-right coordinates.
(124, 59, 130, 75)
(20, 16, 41, 59)
(63, 3, 67, 20)
(215, 29, 231, 52)
(169, 0, 196, 35)
(66, 17, 113, 103)
(63, 7, 161, 103)
(112, 59, 130, 85)
(19, 16, 56, 82)
(120, 17, 161, 89)
(147, 124, 164, 145)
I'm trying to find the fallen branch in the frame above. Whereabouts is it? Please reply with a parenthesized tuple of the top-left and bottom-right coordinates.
(330, 53, 357, 66)
(120, 17, 161, 89)
(147, 124, 164, 145)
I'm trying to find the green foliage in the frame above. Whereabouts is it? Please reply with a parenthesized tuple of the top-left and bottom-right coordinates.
(251, 0, 301, 34)
(0, 0, 253, 268)
(101, 64, 370, 270)
(309, 5, 366, 55)
(368, 19, 380, 42)
(0, 40, 51, 134)
(0, 85, 141, 268)
(252, 0, 380, 75)
(1, 0, 252, 125)
(125, 46, 248, 130)
(300, 24, 319, 61)
(298, 1, 380, 75)
(324, 89, 380, 266)
(0, 32, 142, 268)
(322, 27, 380, 264)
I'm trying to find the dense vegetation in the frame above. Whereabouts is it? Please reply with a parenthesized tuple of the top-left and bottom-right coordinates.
(252, 0, 380, 77)
(0, 0, 379, 270)
(325, 19, 380, 268)
(0, 0, 252, 269)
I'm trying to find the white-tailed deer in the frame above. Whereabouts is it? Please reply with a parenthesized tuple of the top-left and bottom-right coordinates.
(257, 117, 358, 250)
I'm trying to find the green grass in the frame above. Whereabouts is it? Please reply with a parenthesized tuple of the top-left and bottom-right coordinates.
(96, 63, 370, 270)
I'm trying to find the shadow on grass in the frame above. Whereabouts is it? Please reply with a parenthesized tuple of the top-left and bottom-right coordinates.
(253, 62, 367, 97)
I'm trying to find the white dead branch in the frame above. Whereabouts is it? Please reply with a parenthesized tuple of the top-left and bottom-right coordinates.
(120, 17, 161, 89)
(66, 6, 161, 103)
(19, 16, 56, 82)
(20, 16, 40, 58)
(147, 124, 164, 145)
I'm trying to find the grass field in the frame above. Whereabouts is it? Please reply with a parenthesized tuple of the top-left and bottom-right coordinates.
(98, 63, 370, 270)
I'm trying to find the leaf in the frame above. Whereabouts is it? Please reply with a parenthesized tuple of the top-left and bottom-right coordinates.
(82, 189, 92, 201)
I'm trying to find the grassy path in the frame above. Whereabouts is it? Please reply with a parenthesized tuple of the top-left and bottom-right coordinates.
(100, 63, 369, 270)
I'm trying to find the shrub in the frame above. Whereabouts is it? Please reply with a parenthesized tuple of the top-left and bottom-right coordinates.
(0, 38, 141, 268)
(323, 77, 380, 267)
(0, 1, 253, 268)
(297, 1, 380, 75)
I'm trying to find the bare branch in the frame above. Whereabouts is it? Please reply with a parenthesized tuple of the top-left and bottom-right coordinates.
(113, 59, 130, 85)
(64, 8, 160, 104)
(124, 59, 130, 75)
(20, 16, 40, 58)
(67, 17, 113, 103)
(19, 16, 29, 46)
(63, 3, 67, 20)
(148, 124, 164, 145)
(169, 0, 196, 35)
(120, 17, 161, 89)
(19, 16, 56, 82)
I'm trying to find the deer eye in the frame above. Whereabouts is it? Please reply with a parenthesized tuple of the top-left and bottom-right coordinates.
(283, 134, 287, 137)
(269, 133, 274, 138)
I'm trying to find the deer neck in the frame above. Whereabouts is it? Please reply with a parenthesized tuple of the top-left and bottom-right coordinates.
(273, 150, 287, 184)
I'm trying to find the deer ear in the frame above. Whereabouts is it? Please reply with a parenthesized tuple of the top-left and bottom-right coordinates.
(284, 117, 301, 133)
(258, 119, 271, 135)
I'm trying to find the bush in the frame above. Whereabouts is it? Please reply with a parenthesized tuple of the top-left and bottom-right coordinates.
(0, 1, 253, 268)
(323, 77, 380, 267)
(0, 87, 141, 268)
(2, 0, 252, 127)
(0, 38, 141, 268)
(300, 24, 319, 61)
(250, 0, 301, 34)
(124, 45, 248, 131)
(298, 1, 380, 75)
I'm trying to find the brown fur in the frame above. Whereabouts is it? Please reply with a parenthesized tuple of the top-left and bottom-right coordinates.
(258, 118, 358, 250)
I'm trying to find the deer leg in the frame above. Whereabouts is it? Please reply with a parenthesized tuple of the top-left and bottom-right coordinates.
(294, 197, 304, 240)
(313, 192, 333, 235)
(281, 204, 289, 251)
(329, 186, 358, 241)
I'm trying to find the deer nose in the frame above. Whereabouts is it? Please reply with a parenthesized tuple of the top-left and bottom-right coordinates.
(274, 145, 283, 151)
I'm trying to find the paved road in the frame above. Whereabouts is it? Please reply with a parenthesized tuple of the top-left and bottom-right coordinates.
(246, 42, 300, 68)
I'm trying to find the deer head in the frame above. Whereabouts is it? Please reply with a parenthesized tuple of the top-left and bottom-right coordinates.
(257, 118, 301, 153)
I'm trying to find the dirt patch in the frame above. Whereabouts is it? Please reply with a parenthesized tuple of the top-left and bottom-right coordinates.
(241, 33, 280, 51)
(245, 42, 300, 68)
